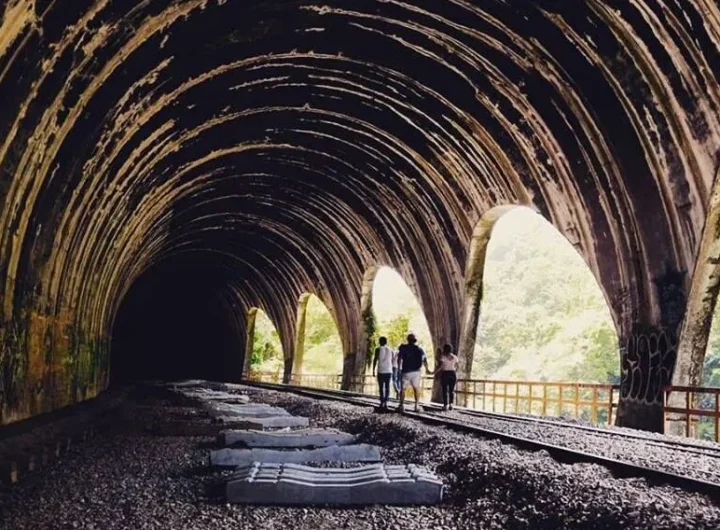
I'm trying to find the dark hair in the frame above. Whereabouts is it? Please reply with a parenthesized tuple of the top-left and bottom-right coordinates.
(442, 344, 453, 355)
(379, 336, 387, 346)
(407, 334, 417, 344)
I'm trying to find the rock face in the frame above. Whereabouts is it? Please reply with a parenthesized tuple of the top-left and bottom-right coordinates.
(0, 2, 719, 432)
(210, 444, 382, 467)
(225, 462, 444, 505)
(218, 428, 357, 448)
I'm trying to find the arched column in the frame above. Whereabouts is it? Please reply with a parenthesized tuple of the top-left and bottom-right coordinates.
(457, 206, 518, 380)
(292, 293, 311, 376)
(345, 266, 378, 391)
(675, 167, 720, 388)
(242, 308, 258, 377)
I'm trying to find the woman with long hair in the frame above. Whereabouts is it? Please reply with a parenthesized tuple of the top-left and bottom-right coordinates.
(434, 344, 459, 410)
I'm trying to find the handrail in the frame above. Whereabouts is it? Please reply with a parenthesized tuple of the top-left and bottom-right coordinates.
(245, 372, 720, 443)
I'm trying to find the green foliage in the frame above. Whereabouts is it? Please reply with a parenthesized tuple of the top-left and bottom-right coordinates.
(371, 267, 434, 353)
(249, 310, 284, 374)
(699, 305, 720, 440)
(301, 295, 344, 374)
(472, 208, 620, 384)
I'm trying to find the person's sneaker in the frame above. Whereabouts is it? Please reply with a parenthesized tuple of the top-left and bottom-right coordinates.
(397, 404, 405, 413)
(443, 405, 449, 411)
(414, 404, 422, 412)
(449, 404, 454, 411)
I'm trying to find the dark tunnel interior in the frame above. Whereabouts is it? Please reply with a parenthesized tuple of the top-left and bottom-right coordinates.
(110, 258, 245, 386)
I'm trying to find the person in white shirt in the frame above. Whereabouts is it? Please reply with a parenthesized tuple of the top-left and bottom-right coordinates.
(372, 336, 394, 410)
(433, 344, 459, 410)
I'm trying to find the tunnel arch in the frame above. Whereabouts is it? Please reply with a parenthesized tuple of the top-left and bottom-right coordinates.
(245, 306, 285, 377)
(459, 205, 620, 381)
(675, 165, 720, 389)
(293, 293, 344, 378)
(0, 2, 717, 432)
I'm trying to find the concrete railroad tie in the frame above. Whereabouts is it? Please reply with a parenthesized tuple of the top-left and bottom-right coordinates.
(225, 462, 444, 505)
(213, 416, 310, 430)
(180, 391, 251, 404)
(207, 404, 290, 418)
(210, 444, 382, 466)
(218, 428, 357, 448)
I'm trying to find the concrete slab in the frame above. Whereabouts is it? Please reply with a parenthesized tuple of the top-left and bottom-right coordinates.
(218, 429, 356, 448)
(180, 389, 250, 401)
(225, 462, 444, 505)
(207, 404, 290, 418)
(213, 416, 310, 430)
(210, 444, 381, 467)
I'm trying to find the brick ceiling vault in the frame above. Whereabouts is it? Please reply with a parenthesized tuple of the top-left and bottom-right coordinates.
(0, 0, 718, 426)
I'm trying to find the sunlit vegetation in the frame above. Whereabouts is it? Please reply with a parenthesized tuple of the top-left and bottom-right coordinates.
(249, 309, 283, 375)
(698, 304, 720, 440)
(369, 267, 434, 358)
(472, 207, 620, 384)
(300, 294, 344, 374)
(704, 313, 720, 388)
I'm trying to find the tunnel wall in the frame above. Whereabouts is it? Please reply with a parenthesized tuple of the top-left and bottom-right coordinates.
(0, 1, 718, 430)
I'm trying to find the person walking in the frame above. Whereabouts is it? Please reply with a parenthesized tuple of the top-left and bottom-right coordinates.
(397, 333, 431, 412)
(391, 344, 401, 398)
(372, 336, 394, 410)
(434, 344, 459, 410)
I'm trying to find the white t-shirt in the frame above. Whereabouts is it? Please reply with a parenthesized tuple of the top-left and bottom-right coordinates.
(376, 346, 394, 374)
(438, 353, 459, 372)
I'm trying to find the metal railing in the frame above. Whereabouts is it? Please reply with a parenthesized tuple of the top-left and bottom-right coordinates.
(246, 372, 720, 442)
(664, 386, 720, 442)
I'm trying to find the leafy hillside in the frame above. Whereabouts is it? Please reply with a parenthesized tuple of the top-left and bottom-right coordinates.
(472, 208, 620, 383)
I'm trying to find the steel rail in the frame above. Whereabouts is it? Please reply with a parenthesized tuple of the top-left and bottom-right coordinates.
(241, 380, 720, 500)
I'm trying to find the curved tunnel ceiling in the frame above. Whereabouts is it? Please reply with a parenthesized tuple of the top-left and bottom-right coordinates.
(0, 0, 719, 421)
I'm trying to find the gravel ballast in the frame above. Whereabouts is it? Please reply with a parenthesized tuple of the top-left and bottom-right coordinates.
(0, 383, 718, 530)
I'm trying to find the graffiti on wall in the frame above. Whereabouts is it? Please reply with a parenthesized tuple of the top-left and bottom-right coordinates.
(620, 325, 678, 406)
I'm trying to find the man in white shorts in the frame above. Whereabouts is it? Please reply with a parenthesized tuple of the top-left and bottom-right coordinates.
(397, 334, 431, 412)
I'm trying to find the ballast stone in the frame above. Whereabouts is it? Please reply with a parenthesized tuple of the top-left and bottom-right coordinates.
(210, 444, 382, 467)
(225, 462, 444, 505)
(218, 428, 356, 448)
(213, 416, 310, 429)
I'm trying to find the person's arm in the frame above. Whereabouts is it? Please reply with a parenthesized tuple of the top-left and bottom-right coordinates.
(372, 347, 379, 374)
(422, 349, 431, 374)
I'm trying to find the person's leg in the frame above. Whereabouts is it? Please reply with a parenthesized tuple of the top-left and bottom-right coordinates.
(381, 374, 390, 407)
(411, 372, 421, 411)
(448, 372, 457, 409)
(440, 372, 449, 409)
(392, 368, 400, 397)
(398, 373, 406, 411)
(377, 374, 386, 405)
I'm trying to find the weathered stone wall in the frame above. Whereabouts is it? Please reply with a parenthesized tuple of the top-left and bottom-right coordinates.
(0, 1, 718, 429)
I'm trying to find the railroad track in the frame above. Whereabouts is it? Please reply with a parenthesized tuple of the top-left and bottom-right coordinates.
(242, 380, 720, 499)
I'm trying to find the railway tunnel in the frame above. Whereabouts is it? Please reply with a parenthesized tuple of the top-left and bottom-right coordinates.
(1, 0, 720, 460)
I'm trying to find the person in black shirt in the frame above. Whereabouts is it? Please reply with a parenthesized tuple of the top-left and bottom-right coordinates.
(397, 333, 430, 412)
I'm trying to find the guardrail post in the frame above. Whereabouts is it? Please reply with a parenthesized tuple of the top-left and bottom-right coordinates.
(591, 387, 598, 424)
(685, 390, 691, 438)
(715, 393, 719, 443)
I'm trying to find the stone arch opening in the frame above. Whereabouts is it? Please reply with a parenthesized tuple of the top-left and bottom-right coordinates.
(360, 266, 434, 373)
(460, 206, 620, 385)
(675, 166, 720, 390)
(294, 294, 343, 380)
(245, 307, 284, 378)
